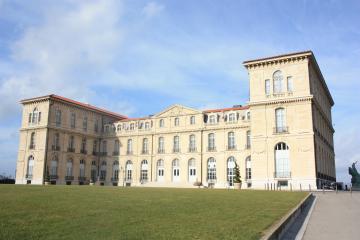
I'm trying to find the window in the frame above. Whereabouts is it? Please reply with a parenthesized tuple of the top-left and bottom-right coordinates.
(50, 157, 58, 176)
(208, 133, 215, 151)
(94, 119, 99, 133)
(112, 161, 119, 180)
(29, 108, 41, 124)
(227, 157, 236, 186)
(91, 161, 97, 182)
(246, 130, 251, 149)
(188, 158, 196, 182)
(125, 160, 132, 181)
(190, 116, 195, 125)
(159, 119, 164, 128)
(55, 109, 62, 126)
(158, 137, 164, 153)
(70, 113, 76, 128)
(79, 159, 85, 177)
(246, 156, 251, 180)
(145, 122, 150, 130)
(102, 140, 107, 154)
(173, 136, 180, 152)
(26, 156, 34, 178)
(273, 70, 283, 93)
(93, 140, 97, 154)
(275, 108, 287, 133)
(130, 123, 135, 130)
(172, 159, 180, 182)
(100, 161, 107, 180)
(66, 159, 73, 177)
(54, 133, 60, 150)
(127, 139, 132, 154)
(83, 116, 88, 131)
(68, 136, 75, 151)
(275, 142, 290, 178)
(142, 138, 148, 154)
(141, 160, 148, 182)
(209, 115, 216, 124)
(157, 159, 164, 181)
(174, 117, 179, 126)
(29, 132, 36, 149)
(81, 138, 87, 153)
(207, 158, 216, 182)
(117, 124, 121, 132)
(228, 132, 235, 150)
(189, 134, 196, 152)
(265, 79, 270, 95)
(114, 140, 119, 155)
(228, 113, 236, 123)
(246, 111, 250, 120)
(287, 76, 293, 92)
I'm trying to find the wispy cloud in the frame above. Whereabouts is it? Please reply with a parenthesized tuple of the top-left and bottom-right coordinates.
(142, 1, 164, 18)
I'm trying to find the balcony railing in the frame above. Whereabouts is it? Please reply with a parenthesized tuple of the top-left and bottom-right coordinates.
(65, 176, 74, 181)
(173, 148, 180, 153)
(273, 126, 289, 134)
(49, 175, 58, 180)
(245, 144, 251, 149)
(274, 171, 291, 178)
(99, 152, 107, 156)
(126, 150, 133, 155)
(141, 150, 149, 155)
(51, 145, 60, 151)
(25, 174, 33, 179)
(78, 176, 87, 181)
(207, 146, 217, 152)
(111, 177, 119, 182)
(227, 145, 236, 151)
(80, 149, 87, 154)
(158, 149, 165, 154)
(67, 148, 75, 153)
(188, 147, 197, 152)
(92, 151, 98, 156)
(113, 151, 119, 156)
(99, 176, 106, 181)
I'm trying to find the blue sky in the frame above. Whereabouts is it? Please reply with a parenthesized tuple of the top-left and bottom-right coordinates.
(0, 0, 359, 183)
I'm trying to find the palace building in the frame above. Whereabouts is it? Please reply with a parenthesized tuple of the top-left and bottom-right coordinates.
(15, 51, 336, 190)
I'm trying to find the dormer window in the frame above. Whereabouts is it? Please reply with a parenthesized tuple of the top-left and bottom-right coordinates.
(130, 123, 135, 130)
(209, 115, 216, 124)
(117, 124, 121, 131)
(228, 113, 236, 122)
(145, 122, 150, 129)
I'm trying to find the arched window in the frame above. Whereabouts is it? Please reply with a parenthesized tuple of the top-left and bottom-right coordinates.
(79, 159, 85, 177)
(127, 139, 132, 154)
(245, 156, 251, 180)
(26, 156, 35, 178)
(273, 70, 283, 93)
(141, 160, 148, 182)
(275, 108, 286, 133)
(207, 157, 216, 182)
(66, 159, 73, 177)
(159, 119, 164, 128)
(172, 159, 180, 182)
(30, 107, 40, 124)
(112, 161, 119, 180)
(173, 136, 180, 152)
(158, 137, 164, 153)
(157, 159, 164, 181)
(100, 161, 107, 180)
(228, 132, 235, 150)
(227, 156, 236, 186)
(188, 158, 196, 182)
(142, 138, 148, 154)
(208, 133, 215, 151)
(125, 160, 133, 181)
(189, 134, 196, 152)
(50, 156, 58, 177)
(274, 142, 290, 178)
(30, 132, 36, 149)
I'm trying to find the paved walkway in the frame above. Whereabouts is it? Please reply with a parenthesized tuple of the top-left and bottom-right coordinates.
(303, 191, 360, 240)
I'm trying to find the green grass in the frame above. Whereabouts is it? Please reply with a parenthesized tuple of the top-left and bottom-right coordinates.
(0, 185, 307, 240)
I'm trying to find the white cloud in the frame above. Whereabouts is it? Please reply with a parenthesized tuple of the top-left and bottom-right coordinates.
(142, 2, 164, 18)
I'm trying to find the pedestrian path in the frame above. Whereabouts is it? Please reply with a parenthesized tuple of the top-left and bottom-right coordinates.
(303, 191, 360, 240)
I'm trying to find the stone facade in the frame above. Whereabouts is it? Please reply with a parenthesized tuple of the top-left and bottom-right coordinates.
(15, 51, 336, 190)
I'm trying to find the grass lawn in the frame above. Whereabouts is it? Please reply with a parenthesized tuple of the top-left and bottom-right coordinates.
(0, 185, 307, 240)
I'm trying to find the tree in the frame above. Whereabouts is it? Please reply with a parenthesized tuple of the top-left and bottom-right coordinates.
(233, 162, 242, 183)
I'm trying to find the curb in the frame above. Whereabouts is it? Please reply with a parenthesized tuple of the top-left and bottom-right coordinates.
(295, 195, 317, 240)
(260, 193, 314, 240)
